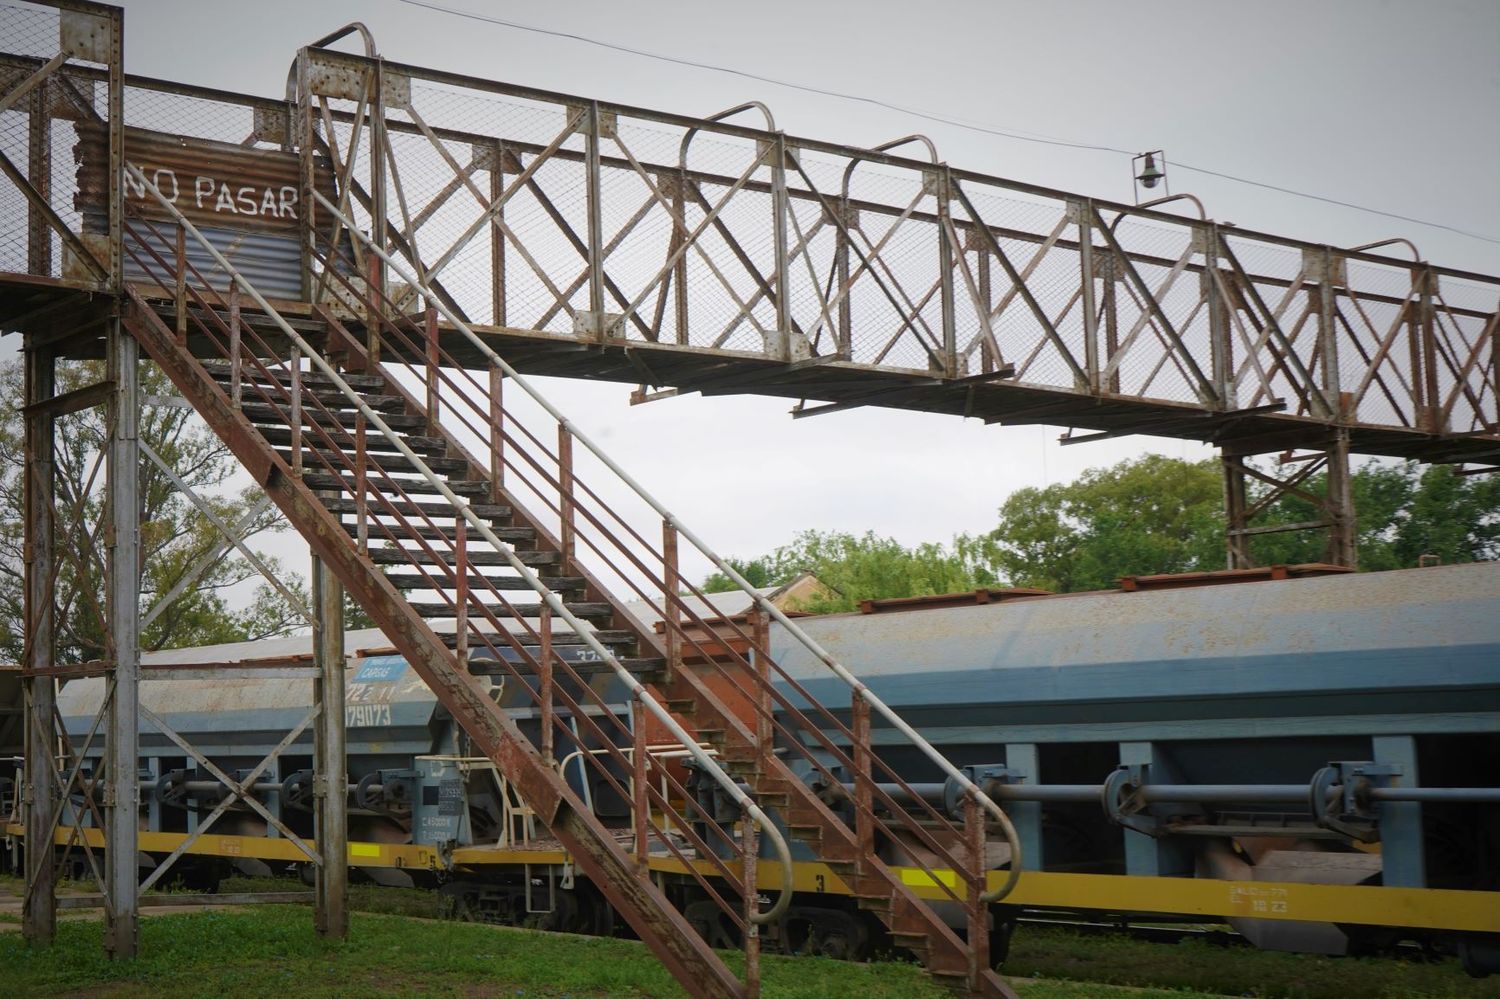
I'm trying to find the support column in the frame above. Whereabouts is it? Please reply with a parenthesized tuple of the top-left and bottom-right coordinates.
(104, 321, 140, 960)
(1373, 735, 1424, 888)
(1221, 455, 1252, 570)
(1118, 742, 1192, 878)
(312, 554, 348, 938)
(22, 342, 56, 947)
(1219, 429, 1357, 570)
(1004, 743, 1043, 871)
(1324, 428, 1356, 568)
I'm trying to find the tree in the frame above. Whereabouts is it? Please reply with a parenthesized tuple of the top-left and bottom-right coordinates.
(702, 529, 992, 613)
(1248, 459, 1500, 570)
(983, 454, 1500, 592)
(981, 455, 1225, 592)
(0, 357, 308, 665)
(706, 454, 1500, 610)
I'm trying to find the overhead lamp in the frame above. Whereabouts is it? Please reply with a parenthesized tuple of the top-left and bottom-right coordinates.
(1132, 150, 1168, 202)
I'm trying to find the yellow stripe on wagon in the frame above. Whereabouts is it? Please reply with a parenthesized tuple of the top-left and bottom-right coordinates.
(11, 822, 1497, 935)
(897, 867, 959, 889)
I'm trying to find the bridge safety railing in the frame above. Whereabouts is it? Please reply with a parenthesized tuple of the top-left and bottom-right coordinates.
(287, 45, 1497, 443)
(4, 11, 1494, 443)
(0, 0, 121, 290)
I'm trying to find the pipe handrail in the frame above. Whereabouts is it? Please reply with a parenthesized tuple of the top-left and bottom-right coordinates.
(312, 188, 1024, 903)
(285, 22, 378, 104)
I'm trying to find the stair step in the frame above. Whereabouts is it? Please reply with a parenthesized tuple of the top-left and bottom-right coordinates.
(367, 547, 541, 567)
(384, 571, 584, 592)
(277, 448, 470, 476)
(200, 358, 388, 391)
(352, 522, 532, 543)
(323, 497, 513, 521)
(259, 425, 450, 455)
(468, 656, 664, 677)
(301, 472, 488, 497)
(442, 629, 637, 649)
(408, 601, 615, 620)
(240, 402, 430, 432)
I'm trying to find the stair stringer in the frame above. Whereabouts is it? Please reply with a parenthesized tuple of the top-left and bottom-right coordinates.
(313, 316, 1014, 996)
(120, 288, 748, 999)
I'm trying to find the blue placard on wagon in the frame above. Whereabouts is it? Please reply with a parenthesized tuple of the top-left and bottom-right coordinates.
(353, 656, 408, 683)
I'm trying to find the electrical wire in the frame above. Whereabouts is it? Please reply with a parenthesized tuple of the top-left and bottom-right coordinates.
(395, 0, 1500, 248)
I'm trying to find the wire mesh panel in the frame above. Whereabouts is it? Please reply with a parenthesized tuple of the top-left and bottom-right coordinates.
(0, 1, 120, 286)
(6, 9, 1493, 453)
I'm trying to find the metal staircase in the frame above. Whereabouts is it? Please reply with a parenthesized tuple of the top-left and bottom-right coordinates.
(114, 164, 1024, 997)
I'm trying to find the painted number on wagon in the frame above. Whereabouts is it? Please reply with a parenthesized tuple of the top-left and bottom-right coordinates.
(346, 703, 393, 727)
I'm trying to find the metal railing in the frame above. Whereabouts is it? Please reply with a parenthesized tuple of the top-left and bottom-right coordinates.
(122, 162, 795, 938)
(314, 188, 1025, 907)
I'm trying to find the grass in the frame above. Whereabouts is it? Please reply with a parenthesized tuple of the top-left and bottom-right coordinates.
(1004, 926, 1497, 999)
(2, 874, 1493, 997)
(0, 906, 1225, 999)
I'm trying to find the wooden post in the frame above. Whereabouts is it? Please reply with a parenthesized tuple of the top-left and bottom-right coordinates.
(488, 365, 505, 501)
(491, 141, 506, 327)
(538, 604, 553, 765)
(742, 811, 761, 999)
(632, 696, 650, 875)
(227, 284, 242, 408)
(354, 413, 367, 554)
(174, 225, 187, 344)
(365, 252, 382, 364)
(289, 347, 303, 476)
(425, 304, 440, 432)
(557, 427, 575, 569)
(22, 342, 56, 947)
(454, 515, 468, 664)
(964, 790, 991, 991)
(662, 520, 681, 682)
(851, 693, 874, 858)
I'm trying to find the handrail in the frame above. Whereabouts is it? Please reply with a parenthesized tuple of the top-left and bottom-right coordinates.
(1349, 237, 1422, 262)
(841, 133, 941, 201)
(284, 22, 378, 104)
(336, 296, 989, 895)
(679, 101, 777, 171)
(312, 188, 1024, 903)
(1129, 192, 1209, 221)
(125, 161, 794, 924)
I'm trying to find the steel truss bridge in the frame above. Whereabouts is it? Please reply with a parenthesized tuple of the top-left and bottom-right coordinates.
(1, 3, 1498, 997)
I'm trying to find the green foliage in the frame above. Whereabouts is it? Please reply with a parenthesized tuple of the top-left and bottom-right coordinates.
(1247, 459, 1500, 570)
(0, 358, 307, 664)
(1004, 925, 1497, 999)
(0, 905, 958, 998)
(705, 454, 1500, 604)
(702, 529, 992, 612)
(0, 892, 1491, 998)
(982, 454, 1225, 592)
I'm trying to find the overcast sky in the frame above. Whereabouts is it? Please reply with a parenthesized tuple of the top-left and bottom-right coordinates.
(16, 0, 1500, 584)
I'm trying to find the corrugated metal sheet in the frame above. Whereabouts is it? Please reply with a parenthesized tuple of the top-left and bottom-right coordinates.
(122, 222, 304, 300)
(73, 124, 340, 299)
(75, 125, 335, 236)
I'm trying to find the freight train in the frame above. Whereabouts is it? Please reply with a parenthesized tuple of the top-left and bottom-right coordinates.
(4, 561, 1499, 974)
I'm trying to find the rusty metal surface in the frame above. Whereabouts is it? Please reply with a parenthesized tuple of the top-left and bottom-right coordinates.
(118, 280, 751, 997)
(1117, 562, 1351, 591)
(75, 125, 333, 236)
